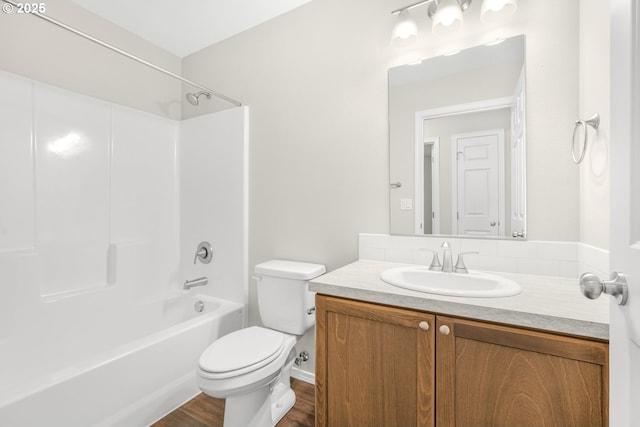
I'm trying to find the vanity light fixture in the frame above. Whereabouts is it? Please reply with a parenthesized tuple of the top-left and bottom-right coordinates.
(429, 0, 470, 35)
(391, 0, 471, 45)
(391, 0, 517, 46)
(391, 8, 419, 47)
(480, 0, 518, 23)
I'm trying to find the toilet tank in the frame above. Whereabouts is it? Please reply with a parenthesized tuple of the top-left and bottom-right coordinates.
(254, 260, 326, 335)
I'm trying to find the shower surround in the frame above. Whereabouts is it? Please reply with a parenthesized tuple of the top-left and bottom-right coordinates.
(0, 69, 248, 426)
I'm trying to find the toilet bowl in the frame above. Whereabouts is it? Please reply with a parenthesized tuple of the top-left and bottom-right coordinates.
(198, 327, 298, 427)
(196, 260, 326, 427)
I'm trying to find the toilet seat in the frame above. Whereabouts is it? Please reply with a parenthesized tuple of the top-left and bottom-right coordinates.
(199, 326, 286, 380)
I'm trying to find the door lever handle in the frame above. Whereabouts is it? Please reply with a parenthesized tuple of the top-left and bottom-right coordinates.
(579, 271, 628, 305)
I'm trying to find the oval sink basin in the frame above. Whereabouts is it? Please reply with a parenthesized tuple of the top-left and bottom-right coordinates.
(380, 267, 521, 298)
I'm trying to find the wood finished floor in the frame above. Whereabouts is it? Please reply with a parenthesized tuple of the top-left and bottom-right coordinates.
(151, 378, 315, 427)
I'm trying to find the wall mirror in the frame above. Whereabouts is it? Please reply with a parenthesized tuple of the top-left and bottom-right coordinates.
(389, 35, 526, 239)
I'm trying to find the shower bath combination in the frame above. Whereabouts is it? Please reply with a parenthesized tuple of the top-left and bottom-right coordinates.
(0, 68, 249, 426)
(186, 91, 212, 106)
(0, 0, 250, 425)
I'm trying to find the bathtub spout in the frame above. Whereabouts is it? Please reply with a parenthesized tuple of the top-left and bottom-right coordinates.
(184, 277, 208, 290)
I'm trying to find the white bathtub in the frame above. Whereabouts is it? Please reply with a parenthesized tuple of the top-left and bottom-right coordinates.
(0, 294, 244, 427)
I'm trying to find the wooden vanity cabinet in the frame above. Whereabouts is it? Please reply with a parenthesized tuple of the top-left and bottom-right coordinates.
(315, 295, 609, 427)
(435, 315, 609, 427)
(315, 294, 436, 427)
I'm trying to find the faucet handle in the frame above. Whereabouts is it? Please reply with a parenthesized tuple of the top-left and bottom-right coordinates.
(193, 241, 213, 264)
(193, 248, 206, 264)
(419, 248, 442, 271)
(454, 251, 479, 274)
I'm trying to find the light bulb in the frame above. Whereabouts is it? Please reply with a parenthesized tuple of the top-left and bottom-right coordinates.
(432, 0, 463, 36)
(391, 9, 418, 47)
(480, 0, 518, 23)
(439, 10, 457, 26)
(487, 0, 507, 11)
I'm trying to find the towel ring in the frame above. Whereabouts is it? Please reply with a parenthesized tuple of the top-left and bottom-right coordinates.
(572, 113, 600, 164)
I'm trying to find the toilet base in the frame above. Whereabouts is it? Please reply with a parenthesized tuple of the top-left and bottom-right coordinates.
(219, 350, 297, 427)
(221, 379, 296, 427)
(270, 346, 297, 424)
(270, 381, 296, 425)
(223, 385, 272, 427)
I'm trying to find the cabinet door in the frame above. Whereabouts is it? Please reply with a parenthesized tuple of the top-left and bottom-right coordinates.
(435, 316, 609, 427)
(316, 295, 435, 427)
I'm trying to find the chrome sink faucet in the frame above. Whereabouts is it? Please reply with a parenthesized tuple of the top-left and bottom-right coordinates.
(454, 252, 478, 274)
(441, 242, 453, 273)
(424, 242, 478, 274)
(423, 242, 453, 272)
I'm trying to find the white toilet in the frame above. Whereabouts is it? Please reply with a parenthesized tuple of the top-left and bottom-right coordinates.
(197, 259, 326, 427)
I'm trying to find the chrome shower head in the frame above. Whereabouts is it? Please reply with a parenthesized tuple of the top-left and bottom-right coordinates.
(186, 91, 212, 106)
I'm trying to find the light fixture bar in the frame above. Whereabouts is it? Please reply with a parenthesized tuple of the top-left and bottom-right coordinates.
(391, 0, 436, 16)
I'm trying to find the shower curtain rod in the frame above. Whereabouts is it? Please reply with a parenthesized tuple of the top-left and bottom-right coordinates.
(1, 0, 242, 107)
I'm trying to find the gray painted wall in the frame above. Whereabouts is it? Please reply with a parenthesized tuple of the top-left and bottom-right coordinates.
(1, 0, 607, 379)
(181, 0, 582, 375)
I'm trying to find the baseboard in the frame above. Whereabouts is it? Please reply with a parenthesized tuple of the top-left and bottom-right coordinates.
(290, 367, 315, 384)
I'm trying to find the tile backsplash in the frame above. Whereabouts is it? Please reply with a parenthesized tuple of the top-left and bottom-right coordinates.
(359, 234, 609, 280)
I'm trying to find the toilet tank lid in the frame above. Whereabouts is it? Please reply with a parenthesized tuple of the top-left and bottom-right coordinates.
(255, 259, 326, 280)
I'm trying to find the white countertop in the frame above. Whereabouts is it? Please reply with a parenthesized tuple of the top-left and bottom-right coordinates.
(310, 260, 609, 340)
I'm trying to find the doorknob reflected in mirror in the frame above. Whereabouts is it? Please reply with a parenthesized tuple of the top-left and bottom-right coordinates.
(579, 271, 628, 305)
(490, 221, 496, 227)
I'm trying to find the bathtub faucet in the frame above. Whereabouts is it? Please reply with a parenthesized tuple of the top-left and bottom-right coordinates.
(184, 277, 208, 290)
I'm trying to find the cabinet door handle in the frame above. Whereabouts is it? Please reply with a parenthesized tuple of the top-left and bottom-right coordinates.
(439, 325, 451, 335)
(419, 321, 430, 331)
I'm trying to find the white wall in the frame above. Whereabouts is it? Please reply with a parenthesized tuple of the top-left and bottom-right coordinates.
(0, 69, 249, 395)
(579, 0, 610, 250)
(0, 69, 179, 377)
(180, 107, 249, 311)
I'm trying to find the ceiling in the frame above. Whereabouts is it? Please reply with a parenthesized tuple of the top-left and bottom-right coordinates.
(70, 0, 312, 57)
